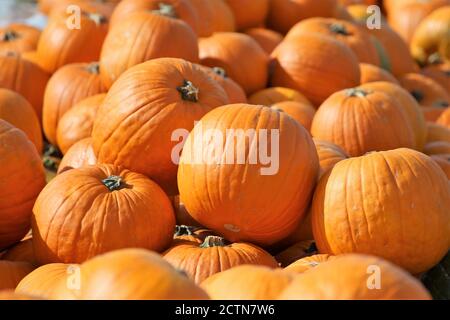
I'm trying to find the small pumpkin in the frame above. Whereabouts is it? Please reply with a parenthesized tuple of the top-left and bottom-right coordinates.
(244, 28, 284, 55)
(431, 154, 450, 178)
(399, 73, 450, 107)
(198, 66, 247, 104)
(437, 107, 450, 128)
(421, 61, 450, 92)
(271, 101, 316, 131)
(57, 138, 97, 174)
(248, 87, 311, 106)
(274, 241, 316, 267)
(0, 24, 40, 55)
(284, 254, 335, 273)
(427, 122, 450, 143)
(225, 0, 269, 30)
(424, 140, 450, 155)
(313, 138, 349, 179)
(359, 63, 399, 84)
(0, 261, 35, 290)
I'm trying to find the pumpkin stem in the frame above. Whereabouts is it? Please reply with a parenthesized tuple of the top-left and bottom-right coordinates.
(428, 52, 443, 65)
(86, 62, 100, 74)
(177, 80, 199, 102)
(174, 225, 196, 237)
(102, 175, 123, 191)
(346, 88, 369, 98)
(151, 3, 177, 18)
(200, 236, 227, 248)
(86, 13, 107, 26)
(1, 30, 19, 42)
(213, 67, 227, 78)
(330, 23, 350, 36)
(411, 90, 424, 103)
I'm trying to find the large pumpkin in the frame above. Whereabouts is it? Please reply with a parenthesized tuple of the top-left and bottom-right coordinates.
(198, 66, 247, 104)
(224, 0, 268, 30)
(42, 62, 107, 147)
(0, 24, 40, 54)
(248, 87, 311, 106)
(178, 104, 319, 245)
(284, 254, 335, 274)
(271, 101, 316, 131)
(57, 138, 97, 174)
(313, 138, 349, 179)
(312, 148, 450, 274)
(100, 12, 198, 88)
(0, 120, 46, 250)
(271, 33, 360, 106)
(32, 164, 176, 264)
(0, 261, 35, 290)
(244, 28, 284, 55)
(359, 63, 399, 85)
(399, 73, 450, 107)
(92, 58, 228, 195)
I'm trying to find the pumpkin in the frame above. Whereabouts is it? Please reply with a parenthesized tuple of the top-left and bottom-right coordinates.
(271, 33, 360, 106)
(178, 104, 319, 245)
(199, 32, 269, 95)
(36, 10, 108, 73)
(21, 51, 42, 67)
(338, 0, 377, 4)
(248, 87, 312, 106)
(224, 0, 268, 30)
(279, 254, 432, 300)
(359, 63, 399, 84)
(424, 140, 450, 155)
(244, 28, 284, 55)
(173, 225, 213, 244)
(42, 62, 107, 147)
(427, 122, 450, 143)
(0, 290, 39, 300)
(163, 235, 278, 284)
(312, 148, 450, 274)
(399, 73, 450, 107)
(437, 107, 450, 127)
(0, 52, 49, 120)
(422, 106, 448, 122)
(284, 254, 335, 273)
(270, 101, 316, 131)
(190, 0, 235, 36)
(92, 58, 228, 195)
(56, 94, 106, 154)
(38, 0, 59, 14)
(100, 12, 198, 89)
(333, 3, 354, 21)
(208, 0, 236, 33)
(313, 138, 349, 179)
(421, 61, 450, 92)
(431, 155, 450, 178)
(268, 0, 338, 34)
(32, 164, 176, 264)
(311, 87, 415, 156)
(198, 66, 247, 104)
(171, 196, 203, 228)
(0, 89, 43, 153)
(201, 265, 294, 300)
(274, 241, 316, 267)
(286, 18, 380, 66)
(0, 261, 35, 290)
(2, 236, 35, 265)
(72, 248, 209, 300)
(0, 120, 46, 251)
(57, 138, 97, 174)
(0, 24, 40, 54)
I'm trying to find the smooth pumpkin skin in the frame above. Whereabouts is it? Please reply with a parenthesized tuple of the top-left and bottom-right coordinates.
(199, 32, 269, 95)
(163, 236, 278, 284)
(437, 107, 450, 128)
(57, 138, 97, 174)
(421, 61, 450, 92)
(43, 62, 106, 147)
(0, 120, 46, 251)
(284, 254, 335, 274)
(359, 63, 399, 85)
(244, 28, 284, 55)
(0, 261, 35, 290)
(271, 33, 360, 107)
(201, 265, 294, 300)
(311, 87, 415, 157)
(271, 101, 316, 131)
(424, 140, 450, 155)
(0, 289, 40, 300)
(198, 66, 247, 104)
(274, 240, 316, 268)
(56, 94, 106, 154)
(207, 0, 236, 34)
(190, 0, 235, 37)
(100, 12, 199, 89)
(431, 154, 450, 179)
(178, 104, 319, 246)
(427, 122, 450, 143)
(0, 89, 42, 153)
(312, 148, 450, 275)
(0, 52, 49, 120)
(225, 0, 268, 30)
(32, 164, 176, 264)
(0, 24, 40, 55)
(279, 254, 432, 300)
(248, 87, 312, 106)
(313, 138, 349, 179)
(399, 73, 450, 107)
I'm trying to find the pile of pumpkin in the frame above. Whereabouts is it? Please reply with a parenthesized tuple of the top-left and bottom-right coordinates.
(0, 0, 449, 300)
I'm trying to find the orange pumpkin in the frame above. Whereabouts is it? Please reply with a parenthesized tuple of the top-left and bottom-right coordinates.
(248, 87, 312, 106)
(56, 94, 106, 154)
(32, 164, 176, 264)
(43, 62, 107, 147)
(437, 107, 450, 127)
(313, 138, 349, 179)
(399, 73, 450, 107)
(48, 0, 121, 20)
(225, 0, 268, 30)
(198, 66, 247, 104)
(0, 24, 40, 54)
(431, 154, 450, 178)
(199, 32, 269, 95)
(0, 290, 39, 300)
(0, 261, 35, 290)
(274, 240, 316, 267)
(244, 28, 284, 54)
(0, 89, 42, 153)
(0, 120, 46, 250)
(271, 101, 316, 131)
(178, 104, 319, 245)
(57, 138, 97, 174)
(284, 254, 335, 273)
(271, 33, 360, 106)
(427, 122, 450, 143)
(422, 106, 448, 122)
(359, 63, 399, 84)
(338, 0, 377, 5)
(424, 140, 450, 155)
(208, 0, 236, 33)
(421, 61, 450, 92)
(190, 0, 235, 36)
(312, 148, 450, 274)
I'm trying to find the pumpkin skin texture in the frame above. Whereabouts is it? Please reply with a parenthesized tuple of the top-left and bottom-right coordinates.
(100, 12, 199, 89)
(311, 88, 415, 157)
(0, 52, 49, 120)
(178, 104, 319, 245)
(0, 120, 46, 251)
(399, 73, 450, 107)
(424, 140, 450, 155)
(163, 236, 278, 284)
(313, 138, 349, 179)
(359, 63, 399, 85)
(312, 149, 450, 275)
(92, 58, 228, 195)
(32, 164, 176, 264)
(43, 62, 106, 147)
(199, 32, 269, 95)
(57, 138, 97, 174)
(271, 33, 360, 106)
(0, 89, 43, 153)
(198, 66, 247, 104)
(73, 248, 209, 300)
(427, 122, 450, 143)
(438, 108, 450, 128)
(431, 155, 450, 179)
(0, 261, 35, 290)
(56, 94, 106, 154)
(271, 101, 316, 131)
(279, 254, 432, 300)
(284, 254, 335, 273)
(201, 265, 294, 300)
(244, 28, 284, 55)
(421, 61, 450, 92)
(224, 0, 268, 30)
(0, 24, 40, 55)
(248, 87, 312, 106)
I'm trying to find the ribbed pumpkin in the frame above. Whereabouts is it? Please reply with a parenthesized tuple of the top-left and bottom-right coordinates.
(424, 140, 450, 155)
(0, 89, 42, 153)
(163, 235, 278, 284)
(0, 24, 40, 54)
(399, 73, 450, 107)
(284, 254, 335, 274)
(0, 261, 35, 290)
(312, 148, 450, 274)
(244, 28, 284, 55)
(199, 32, 269, 95)
(201, 265, 294, 300)
(100, 12, 198, 89)
(271, 101, 316, 131)
(437, 107, 450, 127)
(311, 87, 415, 156)
(279, 254, 432, 300)
(56, 94, 106, 154)
(198, 66, 247, 104)
(2, 236, 35, 265)
(313, 138, 349, 179)
(178, 104, 319, 245)
(274, 240, 316, 267)
(271, 33, 360, 106)
(0, 120, 46, 251)
(0, 52, 49, 120)
(421, 61, 450, 92)
(248, 87, 311, 106)
(43, 62, 106, 147)
(57, 138, 97, 174)
(427, 122, 450, 143)
(431, 154, 450, 178)
(224, 0, 268, 30)
(32, 164, 176, 264)
(359, 63, 399, 85)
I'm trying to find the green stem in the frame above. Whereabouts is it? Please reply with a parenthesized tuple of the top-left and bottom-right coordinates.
(330, 23, 350, 36)
(151, 3, 177, 18)
(102, 175, 123, 191)
(177, 80, 199, 102)
(86, 62, 100, 74)
(346, 88, 369, 98)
